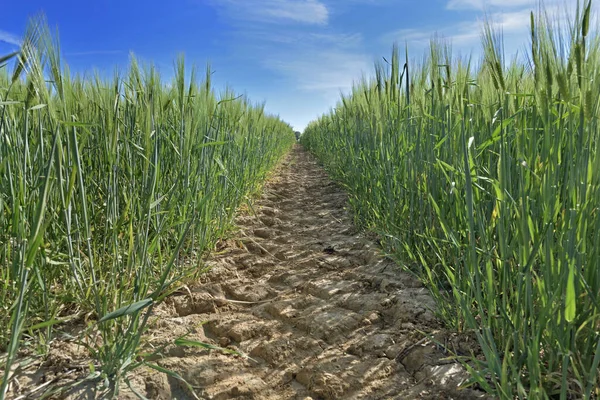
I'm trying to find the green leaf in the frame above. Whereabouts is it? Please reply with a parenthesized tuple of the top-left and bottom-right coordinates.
(98, 298, 153, 323)
(59, 121, 98, 127)
(478, 118, 513, 151)
(149, 193, 168, 209)
(196, 140, 229, 149)
(175, 338, 223, 351)
(0, 51, 20, 65)
(565, 267, 576, 323)
(26, 319, 64, 331)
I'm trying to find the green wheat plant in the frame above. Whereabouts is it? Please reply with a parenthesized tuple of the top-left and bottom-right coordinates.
(302, 1, 600, 398)
(0, 15, 295, 398)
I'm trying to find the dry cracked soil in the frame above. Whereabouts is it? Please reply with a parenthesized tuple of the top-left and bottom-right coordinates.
(6, 146, 489, 400)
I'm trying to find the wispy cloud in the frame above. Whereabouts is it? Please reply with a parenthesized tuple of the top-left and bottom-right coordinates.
(266, 48, 370, 93)
(383, 20, 482, 49)
(244, 28, 370, 99)
(387, 0, 579, 56)
(211, 0, 329, 25)
(0, 29, 21, 46)
(447, 0, 565, 10)
(206, 0, 371, 130)
(447, 0, 484, 10)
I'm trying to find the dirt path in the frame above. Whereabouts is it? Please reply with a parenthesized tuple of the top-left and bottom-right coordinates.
(118, 146, 486, 400)
(7, 146, 487, 399)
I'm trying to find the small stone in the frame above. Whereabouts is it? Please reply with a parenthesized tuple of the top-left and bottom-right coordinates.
(367, 312, 381, 323)
(401, 322, 415, 329)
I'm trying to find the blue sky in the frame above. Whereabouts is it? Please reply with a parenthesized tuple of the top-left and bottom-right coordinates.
(0, 0, 579, 131)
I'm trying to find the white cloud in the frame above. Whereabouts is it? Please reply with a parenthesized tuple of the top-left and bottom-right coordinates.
(255, 28, 370, 99)
(306, 32, 363, 48)
(255, 35, 371, 131)
(211, 0, 329, 25)
(240, 29, 370, 104)
(384, 20, 482, 49)
(491, 9, 533, 31)
(205, 0, 370, 130)
(447, 0, 484, 10)
(387, 0, 582, 58)
(267, 49, 369, 93)
(0, 29, 21, 46)
(447, 0, 566, 10)
(266, 0, 328, 24)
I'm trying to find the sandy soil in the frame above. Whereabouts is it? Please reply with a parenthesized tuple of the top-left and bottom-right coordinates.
(5, 146, 488, 399)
